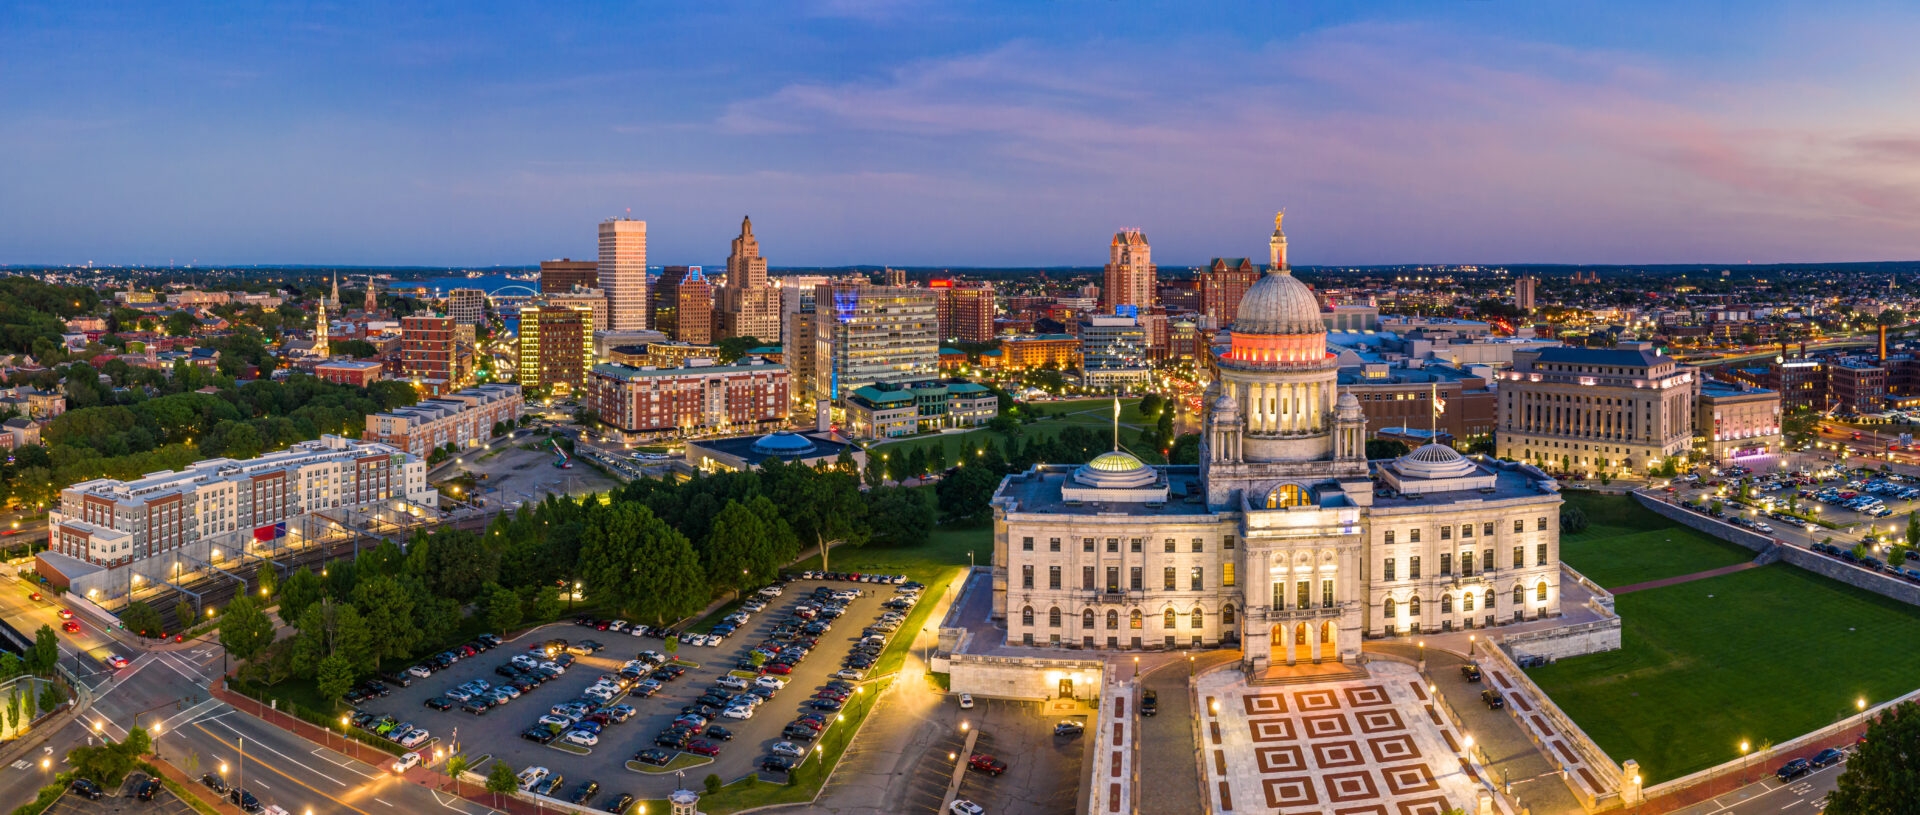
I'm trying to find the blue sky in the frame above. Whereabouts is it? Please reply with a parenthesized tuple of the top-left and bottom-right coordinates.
(5, 1, 1919, 267)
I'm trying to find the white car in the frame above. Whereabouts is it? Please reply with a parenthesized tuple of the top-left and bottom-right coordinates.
(538, 714, 573, 729)
(407, 665, 433, 679)
(540, 661, 565, 674)
(638, 650, 667, 663)
(511, 654, 539, 669)
(718, 675, 751, 690)
(608, 620, 629, 632)
(391, 752, 422, 774)
(835, 669, 867, 681)
(517, 766, 550, 791)
(721, 705, 755, 720)
(758, 586, 783, 597)
(629, 625, 650, 637)
(949, 800, 985, 815)
(959, 694, 974, 710)
(755, 676, 787, 690)
(583, 687, 615, 702)
(563, 730, 599, 747)
(771, 741, 805, 757)
(399, 729, 431, 749)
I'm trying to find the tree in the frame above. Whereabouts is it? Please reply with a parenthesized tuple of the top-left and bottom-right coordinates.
(485, 761, 519, 806)
(577, 504, 707, 627)
(1559, 504, 1589, 535)
(525, 585, 565, 622)
(716, 335, 763, 363)
(485, 585, 522, 633)
(291, 598, 374, 676)
(68, 726, 150, 787)
(276, 566, 326, 625)
(351, 575, 421, 664)
(1829, 701, 1920, 814)
(26, 626, 58, 676)
(1366, 439, 1411, 460)
(6, 688, 21, 734)
(256, 566, 278, 600)
(1907, 512, 1918, 547)
(120, 601, 165, 638)
(704, 501, 773, 595)
(415, 528, 499, 599)
(218, 595, 277, 663)
(936, 464, 1001, 525)
(445, 754, 470, 794)
(1168, 433, 1201, 465)
(174, 598, 195, 632)
(705, 773, 723, 794)
(866, 487, 934, 549)
(36, 681, 63, 716)
(0, 653, 22, 680)
(316, 654, 356, 708)
(1138, 393, 1163, 419)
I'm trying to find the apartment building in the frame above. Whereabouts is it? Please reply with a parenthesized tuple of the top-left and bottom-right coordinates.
(587, 361, 790, 439)
(401, 315, 458, 392)
(49, 435, 435, 570)
(365, 383, 524, 458)
(518, 306, 593, 394)
(313, 360, 386, 387)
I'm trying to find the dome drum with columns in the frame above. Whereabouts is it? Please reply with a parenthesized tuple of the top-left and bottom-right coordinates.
(984, 215, 1565, 678)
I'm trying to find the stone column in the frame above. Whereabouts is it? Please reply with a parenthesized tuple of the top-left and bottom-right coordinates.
(1282, 622, 1295, 666)
(1309, 621, 1322, 663)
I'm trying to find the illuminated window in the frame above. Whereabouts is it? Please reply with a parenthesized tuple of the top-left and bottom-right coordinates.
(1267, 484, 1311, 509)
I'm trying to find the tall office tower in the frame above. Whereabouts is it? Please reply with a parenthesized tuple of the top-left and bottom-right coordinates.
(402, 315, 457, 390)
(938, 282, 996, 343)
(1204, 257, 1260, 327)
(540, 289, 608, 342)
(816, 281, 938, 402)
(518, 305, 593, 394)
(540, 259, 599, 293)
(885, 268, 907, 287)
(677, 268, 716, 345)
(1102, 229, 1155, 313)
(718, 216, 781, 342)
(783, 285, 822, 409)
(1516, 276, 1538, 312)
(652, 265, 692, 338)
(447, 288, 486, 326)
(598, 218, 648, 330)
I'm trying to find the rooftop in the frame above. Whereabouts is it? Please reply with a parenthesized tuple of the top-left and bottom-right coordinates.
(994, 465, 1212, 517)
(591, 361, 782, 381)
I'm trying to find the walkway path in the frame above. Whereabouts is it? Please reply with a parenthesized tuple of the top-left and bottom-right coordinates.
(1609, 561, 1760, 594)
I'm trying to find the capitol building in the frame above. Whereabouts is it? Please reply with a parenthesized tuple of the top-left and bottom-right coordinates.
(990, 219, 1566, 671)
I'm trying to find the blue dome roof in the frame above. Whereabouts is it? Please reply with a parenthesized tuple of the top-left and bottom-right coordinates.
(750, 431, 818, 457)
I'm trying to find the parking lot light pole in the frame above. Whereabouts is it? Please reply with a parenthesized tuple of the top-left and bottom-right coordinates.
(1738, 740, 1750, 784)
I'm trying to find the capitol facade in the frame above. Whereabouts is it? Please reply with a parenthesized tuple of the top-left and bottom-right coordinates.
(990, 220, 1566, 671)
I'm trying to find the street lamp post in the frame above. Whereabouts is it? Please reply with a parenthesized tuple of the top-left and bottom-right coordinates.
(1738, 739, 1750, 784)
(1858, 697, 1870, 739)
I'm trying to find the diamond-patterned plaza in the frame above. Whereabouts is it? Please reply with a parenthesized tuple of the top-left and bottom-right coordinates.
(1198, 661, 1499, 815)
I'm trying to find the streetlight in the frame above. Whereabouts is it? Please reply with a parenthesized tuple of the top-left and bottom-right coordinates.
(1468, 634, 1476, 657)
(1858, 697, 1870, 738)
(1739, 740, 1750, 783)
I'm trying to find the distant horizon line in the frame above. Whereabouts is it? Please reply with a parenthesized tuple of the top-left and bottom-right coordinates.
(7, 260, 1920, 275)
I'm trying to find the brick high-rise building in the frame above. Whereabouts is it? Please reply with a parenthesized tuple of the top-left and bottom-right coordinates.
(402, 315, 457, 391)
(1203, 257, 1260, 328)
(717, 216, 781, 343)
(652, 266, 694, 339)
(677, 271, 716, 345)
(1102, 229, 1155, 313)
(937, 282, 996, 344)
(539, 259, 598, 293)
(518, 305, 593, 394)
(588, 361, 789, 438)
(598, 218, 648, 330)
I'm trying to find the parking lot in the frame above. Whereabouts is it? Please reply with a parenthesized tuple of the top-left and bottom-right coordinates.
(358, 577, 908, 808)
(42, 774, 198, 815)
(894, 697, 1087, 815)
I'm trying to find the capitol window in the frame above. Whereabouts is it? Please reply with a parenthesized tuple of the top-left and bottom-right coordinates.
(1106, 610, 1119, 629)
(1163, 538, 1175, 553)
(1021, 607, 1034, 626)
(1192, 538, 1204, 553)
(1537, 582, 1549, 601)
(1163, 567, 1175, 590)
(1384, 598, 1396, 618)
(1223, 563, 1235, 587)
(1267, 484, 1310, 509)
(1164, 608, 1177, 629)
(1048, 607, 1061, 627)
(1083, 609, 1095, 628)
(1513, 585, 1525, 604)
(1191, 608, 1204, 628)
(1130, 610, 1143, 629)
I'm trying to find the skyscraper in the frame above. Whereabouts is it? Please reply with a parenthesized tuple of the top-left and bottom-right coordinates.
(677, 268, 716, 345)
(447, 289, 486, 326)
(718, 216, 781, 342)
(652, 265, 691, 338)
(540, 259, 598, 293)
(518, 305, 593, 394)
(933, 281, 996, 344)
(1516, 276, 1538, 312)
(598, 218, 648, 331)
(402, 315, 457, 393)
(1102, 229, 1155, 313)
(814, 281, 938, 402)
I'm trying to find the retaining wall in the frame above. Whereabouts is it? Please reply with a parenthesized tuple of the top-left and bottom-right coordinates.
(1501, 617, 1622, 662)
(1481, 640, 1623, 806)
(1634, 492, 1920, 605)
(1629, 493, 1773, 553)
(947, 653, 1106, 701)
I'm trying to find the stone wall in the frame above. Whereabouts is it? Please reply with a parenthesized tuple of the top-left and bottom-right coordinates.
(1633, 492, 1920, 606)
(1502, 617, 1622, 662)
(1480, 640, 1624, 804)
(1630, 492, 1775, 553)
(947, 653, 1106, 701)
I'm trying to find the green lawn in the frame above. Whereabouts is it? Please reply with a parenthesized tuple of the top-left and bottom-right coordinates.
(1528, 564, 1920, 782)
(1557, 492, 1757, 588)
(868, 397, 1173, 465)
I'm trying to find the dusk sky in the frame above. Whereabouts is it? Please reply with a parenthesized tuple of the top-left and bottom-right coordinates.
(6, 1, 1920, 268)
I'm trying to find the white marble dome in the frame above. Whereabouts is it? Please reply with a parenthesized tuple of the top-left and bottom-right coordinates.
(1393, 443, 1479, 480)
(1232, 270, 1325, 335)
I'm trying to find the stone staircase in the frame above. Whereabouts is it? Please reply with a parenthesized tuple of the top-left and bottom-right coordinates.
(1247, 662, 1370, 686)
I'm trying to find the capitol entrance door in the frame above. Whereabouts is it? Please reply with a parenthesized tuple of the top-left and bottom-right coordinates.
(1267, 622, 1314, 666)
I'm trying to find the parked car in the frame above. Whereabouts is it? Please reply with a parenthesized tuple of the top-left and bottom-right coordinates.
(69, 779, 104, 800)
(1460, 664, 1482, 682)
(1055, 720, 1086, 737)
(391, 752, 422, 774)
(633, 749, 672, 766)
(1811, 747, 1845, 768)
(1776, 758, 1812, 781)
(1481, 689, 1505, 710)
(949, 800, 986, 815)
(760, 756, 797, 773)
(968, 754, 1008, 776)
(603, 793, 636, 813)
(569, 780, 601, 805)
(958, 693, 975, 710)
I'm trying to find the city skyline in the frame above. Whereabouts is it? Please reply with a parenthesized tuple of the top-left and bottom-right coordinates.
(7, 2, 1920, 269)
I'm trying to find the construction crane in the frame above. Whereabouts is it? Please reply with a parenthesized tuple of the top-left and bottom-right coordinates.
(551, 438, 573, 469)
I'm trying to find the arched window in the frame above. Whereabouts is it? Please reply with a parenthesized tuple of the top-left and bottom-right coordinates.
(1190, 607, 1204, 628)
(1409, 596, 1422, 616)
(1384, 598, 1397, 618)
(1441, 594, 1453, 614)
(1130, 610, 1143, 629)
(1164, 608, 1177, 629)
(1513, 585, 1525, 605)
(1485, 590, 1496, 608)
(1021, 606, 1034, 626)
(1221, 605, 1236, 625)
(1463, 593, 1475, 612)
(1048, 607, 1062, 627)
(1537, 581, 1549, 601)
(1083, 609, 1095, 629)
(1106, 610, 1119, 630)
(1267, 484, 1311, 509)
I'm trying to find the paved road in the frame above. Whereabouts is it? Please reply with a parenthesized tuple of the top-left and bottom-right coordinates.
(1669, 754, 1845, 815)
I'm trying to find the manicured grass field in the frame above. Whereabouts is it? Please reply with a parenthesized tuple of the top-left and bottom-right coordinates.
(1528, 564, 1920, 782)
(1556, 492, 1756, 588)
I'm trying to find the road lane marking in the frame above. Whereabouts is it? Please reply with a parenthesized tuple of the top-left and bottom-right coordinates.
(375, 797, 393, 807)
(209, 720, 355, 786)
(1783, 801, 1802, 810)
(193, 724, 375, 815)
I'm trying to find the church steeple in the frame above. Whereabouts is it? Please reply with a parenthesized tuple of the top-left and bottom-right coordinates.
(330, 270, 341, 308)
(314, 293, 330, 358)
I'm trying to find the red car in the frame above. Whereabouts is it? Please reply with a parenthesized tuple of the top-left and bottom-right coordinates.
(56, 609, 72, 620)
(61, 621, 79, 634)
(968, 754, 1007, 776)
(761, 663, 793, 676)
(27, 592, 40, 601)
(685, 739, 722, 757)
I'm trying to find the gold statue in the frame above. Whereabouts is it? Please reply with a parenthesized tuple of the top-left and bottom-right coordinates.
(1274, 210, 1285, 231)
